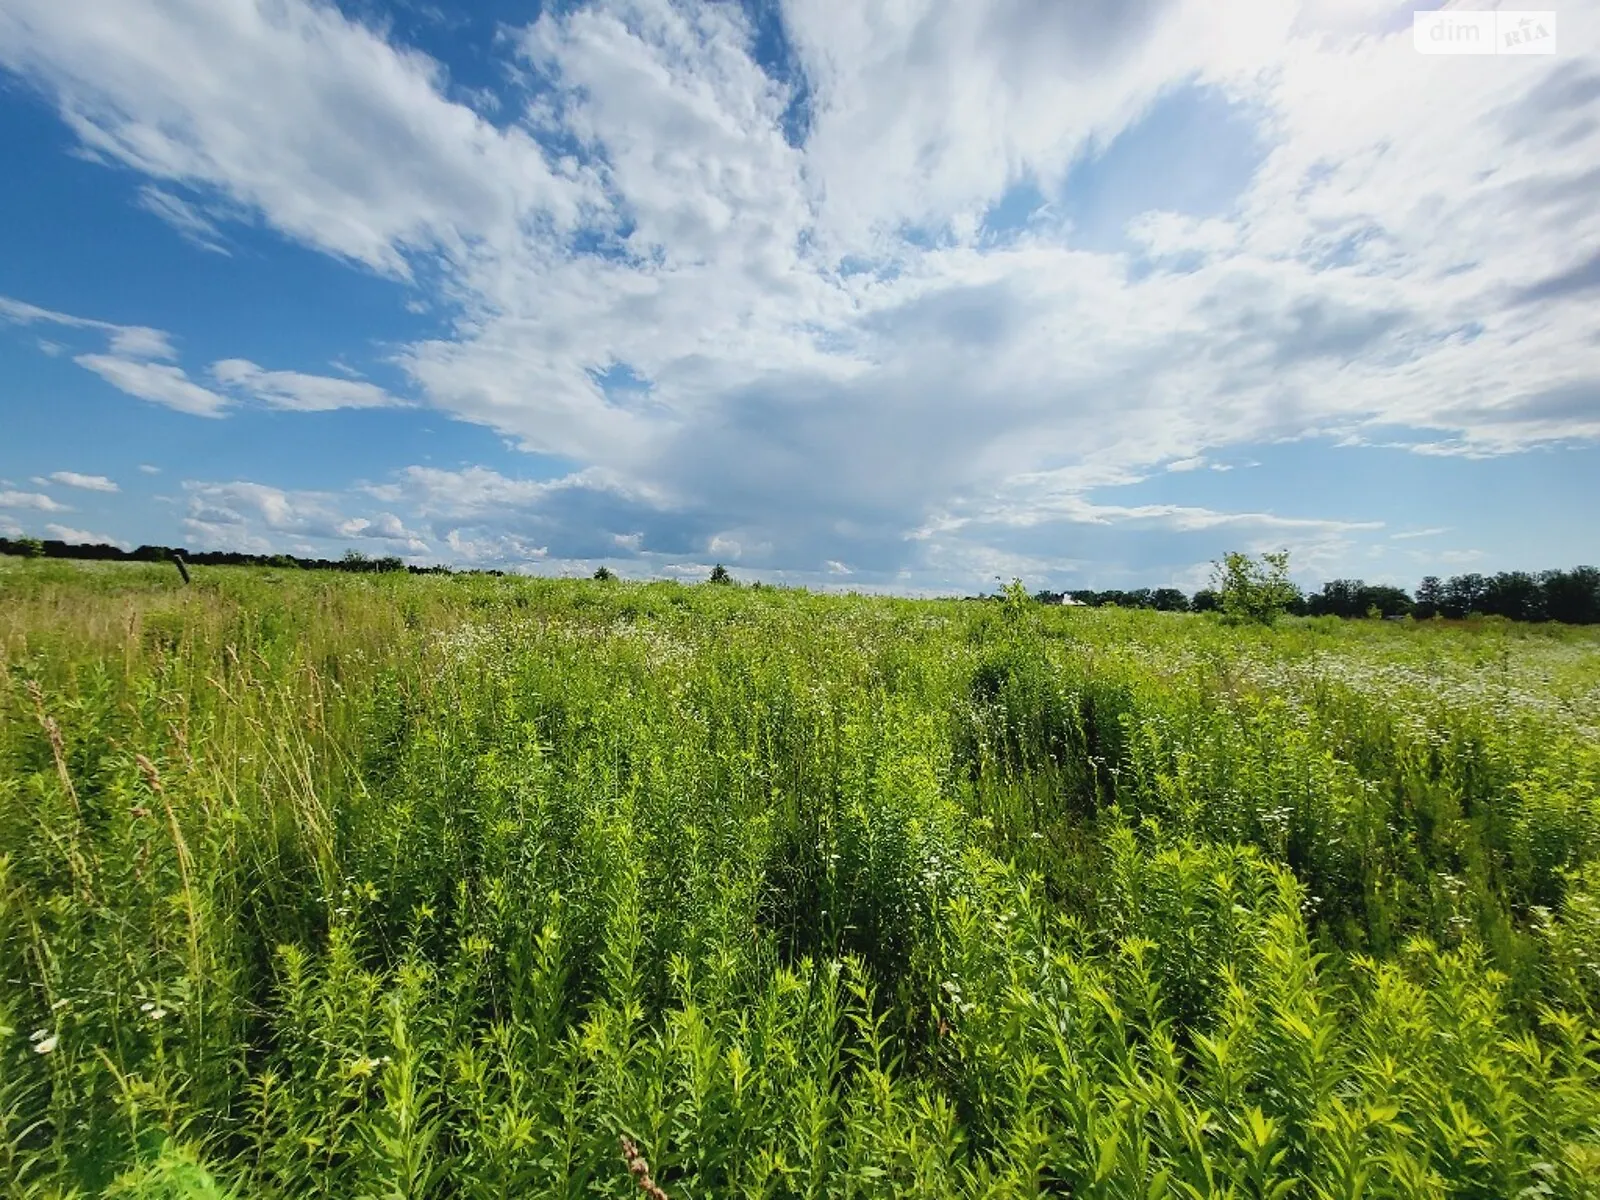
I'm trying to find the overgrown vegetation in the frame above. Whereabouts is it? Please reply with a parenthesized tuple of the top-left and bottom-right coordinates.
(3, 558, 1599, 1196)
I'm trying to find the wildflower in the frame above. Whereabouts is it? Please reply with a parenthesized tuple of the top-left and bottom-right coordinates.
(32, 1032, 58, 1055)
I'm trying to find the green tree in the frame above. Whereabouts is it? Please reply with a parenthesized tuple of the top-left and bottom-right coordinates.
(708, 563, 733, 585)
(1151, 587, 1190, 612)
(15, 537, 44, 559)
(593, 565, 616, 582)
(1211, 549, 1298, 624)
(1414, 575, 1444, 619)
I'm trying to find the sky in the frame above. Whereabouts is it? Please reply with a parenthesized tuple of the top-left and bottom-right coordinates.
(0, 0, 1597, 595)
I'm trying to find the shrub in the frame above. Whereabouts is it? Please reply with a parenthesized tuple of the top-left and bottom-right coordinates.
(1212, 549, 1299, 625)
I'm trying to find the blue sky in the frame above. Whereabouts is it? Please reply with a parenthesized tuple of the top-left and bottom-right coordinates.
(1, 0, 1597, 593)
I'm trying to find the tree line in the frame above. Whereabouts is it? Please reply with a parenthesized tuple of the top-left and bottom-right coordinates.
(4, 536, 1598, 624)
(1031, 565, 1600, 624)
(0, 538, 495, 577)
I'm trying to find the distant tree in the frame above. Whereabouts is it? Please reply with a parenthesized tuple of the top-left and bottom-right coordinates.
(1211, 550, 1299, 625)
(1441, 573, 1487, 618)
(594, 565, 616, 582)
(1308, 579, 1364, 618)
(1359, 584, 1414, 618)
(1308, 579, 1413, 619)
(708, 563, 733, 585)
(1190, 588, 1221, 613)
(1482, 571, 1544, 621)
(1541, 566, 1600, 625)
(15, 537, 43, 559)
(1414, 576, 1444, 619)
(1151, 588, 1190, 612)
(373, 555, 405, 573)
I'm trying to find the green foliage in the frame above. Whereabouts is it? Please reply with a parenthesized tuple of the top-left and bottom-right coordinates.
(2, 561, 1599, 1197)
(1212, 549, 1300, 625)
(593, 566, 615, 582)
(707, 563, 733, 585)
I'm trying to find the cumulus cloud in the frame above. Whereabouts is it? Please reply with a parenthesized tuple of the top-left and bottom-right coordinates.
(44, 524, 128, 548)
(0, 490, 71, 512)
(182, 480, 431, 554)
(2, 0, 1597, 585)
(44, 471, 119, 492)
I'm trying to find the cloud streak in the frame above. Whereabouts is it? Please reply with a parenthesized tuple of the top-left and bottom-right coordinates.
(42, 471, 119, 492)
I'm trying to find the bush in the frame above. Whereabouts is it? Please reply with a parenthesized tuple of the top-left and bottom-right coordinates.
(1212, 550, 1299, 625)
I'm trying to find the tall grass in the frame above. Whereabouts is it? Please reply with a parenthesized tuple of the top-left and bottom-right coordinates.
(2, 559, 1598, 1196)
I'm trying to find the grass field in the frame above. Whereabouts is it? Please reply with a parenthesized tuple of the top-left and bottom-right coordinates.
(3, 558, 1599, 1197)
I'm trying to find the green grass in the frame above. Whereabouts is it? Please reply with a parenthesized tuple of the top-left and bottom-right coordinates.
(2, 558, 1599, 1197)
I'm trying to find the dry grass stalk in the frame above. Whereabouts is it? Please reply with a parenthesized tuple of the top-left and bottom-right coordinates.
(26, 679, 79, 818)
(619, 1136, 671, 1200)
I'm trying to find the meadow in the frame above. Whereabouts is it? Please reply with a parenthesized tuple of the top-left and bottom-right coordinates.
(2, 558, 1599, 1198)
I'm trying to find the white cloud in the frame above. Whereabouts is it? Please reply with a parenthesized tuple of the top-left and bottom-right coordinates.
(444, 528, 549, 565)
(3, 293, 406, 417)
(210, 359, 402, 411)
(0, 0, 592, 274)
(139, 464, 161, 474)
(44, 524, 128, 548)
(0, 295, 174, 360)
(0, 490, 71, 512)
(3, 0, 1597, 585)
(136, 186, 229, 253)
(1391, 527, 1449, 540)
(182, 480, 431, 553)
(75, 354, 229, 417)
(45, 471, 119, 492)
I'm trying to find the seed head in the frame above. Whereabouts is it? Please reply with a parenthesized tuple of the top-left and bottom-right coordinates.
(619, 1136, 670, 1200)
